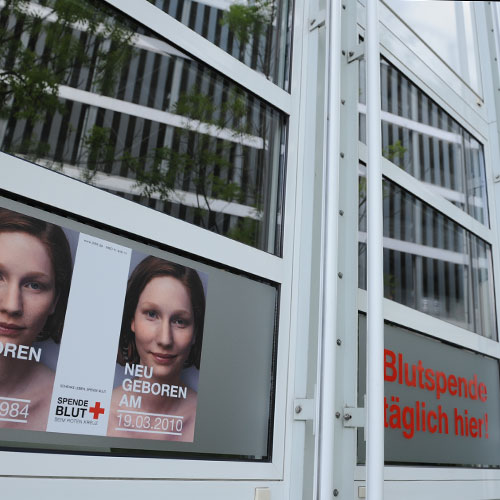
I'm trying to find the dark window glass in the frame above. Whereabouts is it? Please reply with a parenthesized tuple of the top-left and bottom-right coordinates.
(0, 0, 286, 254)
(359, 60, 489, 226)
(147, 0, 293, 90)
(359, 173, 497, 339)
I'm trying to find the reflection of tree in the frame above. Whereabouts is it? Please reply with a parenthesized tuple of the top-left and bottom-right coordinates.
(67, 86, 266, 246)
(358, 141, 408, 236)
(79, 125, 115, 183)
(383, 140, 407, 167)
(144, 0, 276, 78)
(358, 141, 409, 298)
(0, 0, 270, 248)
(128, 87, 262, 239)
(221, 0, 275, 78)
(0, 0, 133, 126)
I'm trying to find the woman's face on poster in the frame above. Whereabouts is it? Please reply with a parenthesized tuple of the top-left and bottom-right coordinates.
(0, 232, 57, 345)
(132, 275, 194, 379)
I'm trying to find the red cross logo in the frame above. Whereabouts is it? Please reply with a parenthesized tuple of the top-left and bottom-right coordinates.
(89, 402, 105, 419)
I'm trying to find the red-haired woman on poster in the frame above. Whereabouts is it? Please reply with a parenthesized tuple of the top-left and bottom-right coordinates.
(107, 256, 205, 442)
(0, 208, 72, 431)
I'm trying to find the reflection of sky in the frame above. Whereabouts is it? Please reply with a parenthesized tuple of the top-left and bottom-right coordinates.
(382, 1, 480, 92)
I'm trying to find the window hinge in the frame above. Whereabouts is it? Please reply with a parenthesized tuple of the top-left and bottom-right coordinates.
(347, 42, 365, 63)
(342, 407, 365, 428)
(309, 10, 326, 31)
(293, 398, 315, 421)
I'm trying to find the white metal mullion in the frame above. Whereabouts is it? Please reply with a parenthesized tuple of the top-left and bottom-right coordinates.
(281, 0, 315, 495)
(102, 0, 291, 115)
(334, 2, 365, 498)
(481, 133, 500, 339)
(365, 0, 384, 497)
(0, 153, 285, 284)
(359, 143, 493, 244)
(316, 0, 342, 499)
(356, 464, 500, 481)
(358, 289, 500, 360)
(269, 0, 309, 488)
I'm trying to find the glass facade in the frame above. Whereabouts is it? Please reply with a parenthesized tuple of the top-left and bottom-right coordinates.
(358, 56, 496, 339)
(0, 0, 287, 254)
(383, 0, 481, 93)
(359, 174, 497, 339)
(147, 0, 293, 90)
(3, 0, 500, 495)
(360, 59, 489, 226)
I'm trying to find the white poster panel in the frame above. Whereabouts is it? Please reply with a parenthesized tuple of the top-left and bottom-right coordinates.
(46, 234, 131, 435)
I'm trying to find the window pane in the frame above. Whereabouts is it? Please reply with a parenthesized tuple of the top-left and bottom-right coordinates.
(358, 173, 497, 340)
(0, 0, 286, 254)
(0, 196, 278, 461)
(147, 0, 293, 90)
(383, 0, 481, 93)
(357, 315, 500, 467)
(359, 60, 489, 226)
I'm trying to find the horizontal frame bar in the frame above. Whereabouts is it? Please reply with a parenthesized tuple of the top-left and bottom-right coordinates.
(358, 143, 493, 244)
(355, 465, 500, 481)
(57, 86, 264, 149)
(0, 450, 282, 480)
(358, 289, 500, 359)
(0, 152, 285, 283)
(103, 0, 292, 115)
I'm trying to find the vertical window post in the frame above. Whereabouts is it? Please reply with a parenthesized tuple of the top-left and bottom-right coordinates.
(366, 0, 384, 499)
(317, 0, 342, 498)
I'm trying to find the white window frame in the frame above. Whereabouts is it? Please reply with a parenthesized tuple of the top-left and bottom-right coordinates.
(0, 0, 309, 490)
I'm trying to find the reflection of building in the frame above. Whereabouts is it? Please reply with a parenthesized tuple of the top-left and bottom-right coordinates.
(0, 0, 285, 252)
(147, 0, 291, 88)
(4, 1, 500, 499)
(358, 60, 495, 338)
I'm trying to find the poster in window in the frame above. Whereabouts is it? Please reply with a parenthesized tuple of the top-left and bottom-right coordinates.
(0, 206, 207, 443)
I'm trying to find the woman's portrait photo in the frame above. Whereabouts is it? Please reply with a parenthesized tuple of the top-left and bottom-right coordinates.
(0, 207, 74, 431)
(107, 254, 206, 442)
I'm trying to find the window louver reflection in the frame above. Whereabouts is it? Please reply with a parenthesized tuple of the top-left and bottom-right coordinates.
(359, 60, 489, 226)
(146, 0, 292, 90)
(359, 174, 497, 339)
(0, 0, 287, 254)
